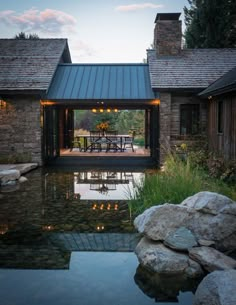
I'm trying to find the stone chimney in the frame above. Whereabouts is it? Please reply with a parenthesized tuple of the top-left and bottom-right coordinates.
(154, 13, 182, 56)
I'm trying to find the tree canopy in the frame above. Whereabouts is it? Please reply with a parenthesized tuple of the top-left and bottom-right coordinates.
(14, 32, 40, 39)
(184, 0, 236, 48)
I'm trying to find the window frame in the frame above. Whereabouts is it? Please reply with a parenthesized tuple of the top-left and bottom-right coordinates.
(180, 104, 200, 136)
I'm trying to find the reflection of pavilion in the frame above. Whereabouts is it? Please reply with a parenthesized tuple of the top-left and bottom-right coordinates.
(75, 171, 133, 194)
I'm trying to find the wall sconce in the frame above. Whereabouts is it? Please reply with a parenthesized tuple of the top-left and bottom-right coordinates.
(151, 99, 160, 106)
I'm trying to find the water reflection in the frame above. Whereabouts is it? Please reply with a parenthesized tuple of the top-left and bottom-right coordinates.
(0, 168, 144, 234)
(134, 264, 202, 303)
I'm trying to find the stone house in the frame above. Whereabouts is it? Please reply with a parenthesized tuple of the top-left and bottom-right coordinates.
(0, 39, 71, 165)
(148, 13, 236, 162)
(0, 12, 236, 166)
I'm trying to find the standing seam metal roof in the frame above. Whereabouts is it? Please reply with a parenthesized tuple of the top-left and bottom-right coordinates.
(46, 64, 155, 100)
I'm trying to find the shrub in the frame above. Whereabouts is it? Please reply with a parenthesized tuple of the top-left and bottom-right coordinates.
(128, 153, 236, 216)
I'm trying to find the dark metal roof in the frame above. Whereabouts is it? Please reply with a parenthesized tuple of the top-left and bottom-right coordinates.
(46, 64, 155, 100)
(199, 66, 236, 97)
(147, 48, 236, 90)
(0, 39, 71, 92)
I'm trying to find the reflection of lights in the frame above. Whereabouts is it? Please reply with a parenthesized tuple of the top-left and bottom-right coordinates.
(42, 225, 54, 231)
(0, 224, 8, 235)
(96, 225, 105, 231)
(92, 202, 119, 210)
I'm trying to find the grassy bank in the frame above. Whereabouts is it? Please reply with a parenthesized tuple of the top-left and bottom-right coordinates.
(129, 154, 236, 215)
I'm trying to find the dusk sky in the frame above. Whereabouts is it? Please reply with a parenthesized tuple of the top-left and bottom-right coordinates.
(0, 1, 189, 63)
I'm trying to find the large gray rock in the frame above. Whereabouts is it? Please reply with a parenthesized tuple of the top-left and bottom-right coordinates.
(134, 205, 161, 234)
(134, 203, 195, 241)
(134, 192, 236, 251)
(189, 246, 236, 272)
(181, 191, 235, 215)
(135, 237, 203, 278)
(0, 169, 20, 185)
(164, 227, 198, 251)
(193, 270, 236, 305)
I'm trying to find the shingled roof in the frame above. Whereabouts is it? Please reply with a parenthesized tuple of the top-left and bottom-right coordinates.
(199, 66, 236, 97)
(0, 39, 71, 93)
(147, 48, 236, 91)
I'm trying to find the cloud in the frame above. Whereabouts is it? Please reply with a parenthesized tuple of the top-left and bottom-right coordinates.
(0, 8, 77, 34)
(115, 3, 164, 12)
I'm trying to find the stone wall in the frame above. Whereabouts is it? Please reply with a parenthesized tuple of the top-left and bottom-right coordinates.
(0, 95, 43, 165)
(159, 93, 208, 164)
(154, 20, 182, 56)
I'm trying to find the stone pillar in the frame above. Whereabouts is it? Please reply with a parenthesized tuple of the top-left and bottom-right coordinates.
(159, 92, 171, 164)
(0, 96, 43, 165)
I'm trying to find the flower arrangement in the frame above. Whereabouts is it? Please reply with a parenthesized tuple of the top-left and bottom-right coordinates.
(96, 121, 109, 131)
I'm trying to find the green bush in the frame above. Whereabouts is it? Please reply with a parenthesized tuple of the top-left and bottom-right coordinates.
(128, 153, 236, 216)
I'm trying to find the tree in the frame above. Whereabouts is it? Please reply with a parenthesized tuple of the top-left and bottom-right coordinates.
(14, 32, 40, 39)
(184, 0, 236, 48)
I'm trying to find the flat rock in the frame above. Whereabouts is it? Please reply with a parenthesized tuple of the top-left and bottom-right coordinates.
(198, 239, 215, 247)
(164, 227, 198, 251)
(189, 246, 236, 272)
(181, 191, 234, 215)
(135, 237, 203, 278)
(193, 270, 236, 305)
(11, 163, 38, 175)
(0, 169, 20, 185)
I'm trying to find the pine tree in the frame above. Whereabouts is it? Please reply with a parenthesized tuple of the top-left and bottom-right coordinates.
(184, 0, 236, 48)
(14, 32, 39, 39)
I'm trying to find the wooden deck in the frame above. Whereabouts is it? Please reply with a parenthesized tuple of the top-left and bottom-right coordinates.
(60, 146, 150, 157)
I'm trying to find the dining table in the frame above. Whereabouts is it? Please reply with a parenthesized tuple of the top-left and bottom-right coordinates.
(75, 134, 132, 152)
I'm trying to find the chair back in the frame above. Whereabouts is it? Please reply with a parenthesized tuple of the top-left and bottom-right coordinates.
(90, 130, 101, 141)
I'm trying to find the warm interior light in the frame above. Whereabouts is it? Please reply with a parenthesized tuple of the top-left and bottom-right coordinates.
(114, 108, 118, 112)
(40, 100, 56, 106)
(152, 99, 160, 106)
(0, 99, 7, 109)
(107, 108, 111, 113)
(99, 108, 104, 113)
(92, 108, 97, 113)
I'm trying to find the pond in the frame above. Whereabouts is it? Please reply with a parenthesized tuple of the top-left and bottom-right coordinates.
(0, 167, 200, 304)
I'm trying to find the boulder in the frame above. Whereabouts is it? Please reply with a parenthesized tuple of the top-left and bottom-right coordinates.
(193, 270, 236, 305)
(181, 191, 234, 215)
(0, 169, 20, 185)
(134, 205, 161, 234)
(164, 227, 198, 251)
(135, 237, 203, 278)
(134, 192, 236, 251)
(189, 246, 236, 272)
(134, 203, 195, 241)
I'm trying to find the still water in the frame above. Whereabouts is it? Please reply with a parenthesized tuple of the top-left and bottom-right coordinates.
(0, 167, 199, 304)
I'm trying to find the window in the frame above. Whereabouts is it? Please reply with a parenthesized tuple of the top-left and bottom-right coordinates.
(217, 101, 223, 133)
(180, 104, 200, 135)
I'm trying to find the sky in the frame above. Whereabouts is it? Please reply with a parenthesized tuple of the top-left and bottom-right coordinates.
(0, 0, 189, 63)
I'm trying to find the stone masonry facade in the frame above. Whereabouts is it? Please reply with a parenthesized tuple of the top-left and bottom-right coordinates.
(159, 92, 207, 164)
(0, 96, 43, 165)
